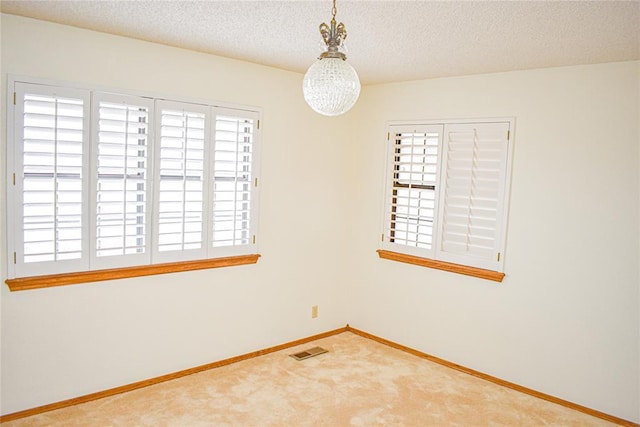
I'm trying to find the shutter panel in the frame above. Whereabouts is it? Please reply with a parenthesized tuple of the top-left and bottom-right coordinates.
(91, 93, 153, 268)
(436, 122, 511, 271)
(382, 124, 443, 258)
(153, 101, 209, 262)
(210, 108, 259, 256)
(12, 83, 90, 277)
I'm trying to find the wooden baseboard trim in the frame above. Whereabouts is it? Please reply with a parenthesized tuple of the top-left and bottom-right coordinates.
(2, 325, 636, 426)
(0, 326, 348, 423)
(345, 325, 639, 427)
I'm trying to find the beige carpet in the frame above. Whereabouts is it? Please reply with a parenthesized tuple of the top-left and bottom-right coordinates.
(2, 332, 616, 426)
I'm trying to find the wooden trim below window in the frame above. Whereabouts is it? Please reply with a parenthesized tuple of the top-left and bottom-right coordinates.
(5, 254, 261, 292)
(377, 249, 504, 282)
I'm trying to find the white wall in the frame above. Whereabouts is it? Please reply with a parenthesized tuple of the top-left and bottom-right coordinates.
(1, 13, 639, 424)
(0, 14, 350, 415)
(345, 61, 640, 422)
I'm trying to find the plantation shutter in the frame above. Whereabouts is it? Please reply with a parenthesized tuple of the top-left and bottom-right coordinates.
(12, 83, 90, 277)
(210, 108, 259, 256)
(153, 101, 209, 262)
(91, 93, 153, 268)
(435, 122, 511, 271)
(382, 124, 443, 259)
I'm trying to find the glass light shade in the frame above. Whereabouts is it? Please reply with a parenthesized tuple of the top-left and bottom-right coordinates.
(302, 57, 361, 116)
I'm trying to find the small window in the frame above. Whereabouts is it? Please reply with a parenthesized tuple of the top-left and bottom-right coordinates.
(380, 119, 514, 279)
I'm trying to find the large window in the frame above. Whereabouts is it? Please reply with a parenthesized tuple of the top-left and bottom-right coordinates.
(7, 78, 261, 287)
(379, 119, 514, 281)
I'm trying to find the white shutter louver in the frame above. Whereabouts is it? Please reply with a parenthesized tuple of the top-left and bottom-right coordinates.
(383, 125, 443, 257)
(21, 94, 85, 263)
(211, 111, 257, 252)
(93, 95, 152, 266)
(12, 83, 90, 278)
(155, 102, 207, 260)
(436, 122, 510, 270)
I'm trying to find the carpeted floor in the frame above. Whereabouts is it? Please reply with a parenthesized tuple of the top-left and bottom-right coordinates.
(2, 332, 616, 426)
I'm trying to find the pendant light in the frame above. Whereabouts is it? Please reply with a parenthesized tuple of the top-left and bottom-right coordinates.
(302, 0, 361, 116)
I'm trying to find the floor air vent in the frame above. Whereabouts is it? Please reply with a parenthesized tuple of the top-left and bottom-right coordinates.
(289, 346, 328, 361)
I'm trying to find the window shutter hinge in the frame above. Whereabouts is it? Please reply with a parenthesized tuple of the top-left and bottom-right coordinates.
(255, 177, 258, 187)
(13, 92, 17, 105)
(507, 130, 510, 140)
(497, 252, 501, 262)
(387, 132, 390, 141)
(13, 252, 16, 264)
(12, 173, 16, 185)
(257, 119, 260, 129)
(381, 233, 384, 242)
(253, 235, 256, 244)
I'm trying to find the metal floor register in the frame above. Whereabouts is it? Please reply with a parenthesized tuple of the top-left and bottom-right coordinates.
(289, 346, 328, 361)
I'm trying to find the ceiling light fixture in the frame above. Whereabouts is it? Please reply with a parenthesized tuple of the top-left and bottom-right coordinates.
(302, 0, 361, 116)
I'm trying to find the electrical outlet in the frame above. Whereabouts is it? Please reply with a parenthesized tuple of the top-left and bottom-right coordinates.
(311, 305, 318, 318)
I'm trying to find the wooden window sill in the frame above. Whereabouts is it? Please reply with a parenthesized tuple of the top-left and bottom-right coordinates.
(377, 250, 504, 282)
(5, 254, 261, 292)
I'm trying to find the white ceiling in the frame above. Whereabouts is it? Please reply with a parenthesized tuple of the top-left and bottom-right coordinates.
(1, 0, 639, 85)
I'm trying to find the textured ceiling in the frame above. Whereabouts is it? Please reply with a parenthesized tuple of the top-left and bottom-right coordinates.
(1, 0, 639, 85)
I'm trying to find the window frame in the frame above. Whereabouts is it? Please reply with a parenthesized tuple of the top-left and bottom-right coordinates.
(152, 99, 212, 264)
(9, 82, 92, 278)
(380, 118, 514, 281)
(5, 75, 262, 290)
(208, 107, 261, 259)
(90, 91, 155, 270)
(381, 124, 444, 260)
